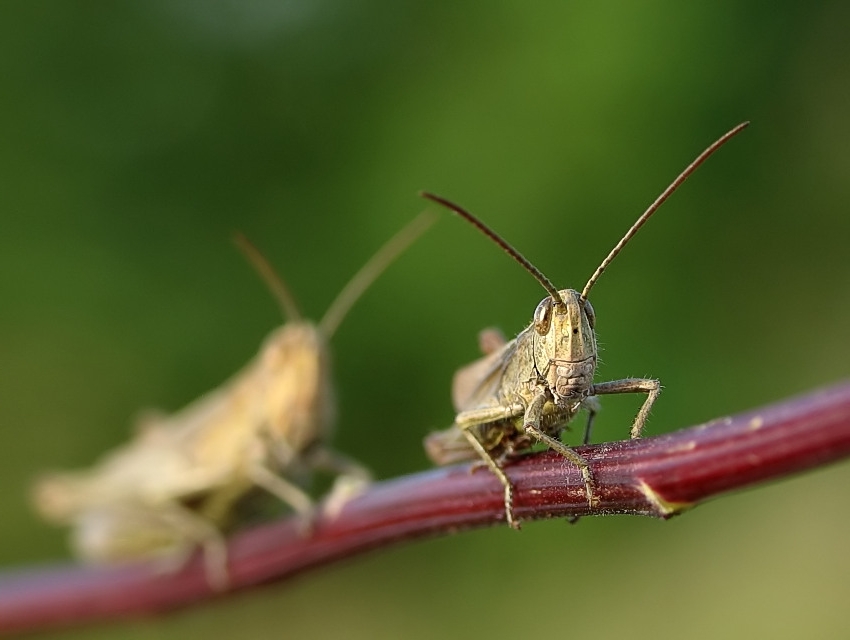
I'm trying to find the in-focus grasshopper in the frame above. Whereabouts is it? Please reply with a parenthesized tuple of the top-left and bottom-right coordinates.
(422, 123, 748, 528)
(32, 211, 435, 587)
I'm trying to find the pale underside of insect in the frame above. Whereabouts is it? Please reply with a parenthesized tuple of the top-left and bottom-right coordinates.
(32, 211, 435, 588)
(422, 122, 749, 529)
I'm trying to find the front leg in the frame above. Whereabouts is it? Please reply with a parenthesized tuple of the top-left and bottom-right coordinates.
(523, 388, 596, 507)
(460, 429, 521, 530)
(454, 400, 526, 529)
(247, 462, 316, 533)
(307, 447, 373, 519)
(455, 401, 525, 430)
(591, 378, 661, 439)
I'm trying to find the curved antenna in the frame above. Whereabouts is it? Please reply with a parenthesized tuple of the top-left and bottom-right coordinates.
(581, 121, 750, 300)
(319, 210, 437, 338)
(233, 232, 302, 322)
(420, 192, 566, 308)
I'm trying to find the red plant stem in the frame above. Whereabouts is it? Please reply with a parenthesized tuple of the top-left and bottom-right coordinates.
(2, 380, 850, 636)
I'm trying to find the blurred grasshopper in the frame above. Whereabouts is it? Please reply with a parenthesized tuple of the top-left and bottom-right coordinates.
(422, 122, 748, 528)
(32, 211, 435, 588)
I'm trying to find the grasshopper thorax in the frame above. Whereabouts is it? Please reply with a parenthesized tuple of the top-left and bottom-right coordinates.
(532, 289, 597, 404)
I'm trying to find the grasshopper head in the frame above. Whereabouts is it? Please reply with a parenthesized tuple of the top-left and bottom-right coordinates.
(260, 322, 335, 457)
(531, 288, 597, 404)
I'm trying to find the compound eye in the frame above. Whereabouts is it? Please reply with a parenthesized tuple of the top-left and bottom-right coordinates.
(583, 298, 596, 329)
(533, 297, 554, 336)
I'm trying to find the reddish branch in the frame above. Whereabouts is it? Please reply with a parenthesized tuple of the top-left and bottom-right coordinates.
(2, 380, 850, 636)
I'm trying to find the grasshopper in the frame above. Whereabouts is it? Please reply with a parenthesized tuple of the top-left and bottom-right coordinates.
(32, 211, 435, 587)
(422, 122, 748, 528)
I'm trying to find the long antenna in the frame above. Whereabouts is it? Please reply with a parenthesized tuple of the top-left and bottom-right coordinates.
(234, 232, 302, 322)
(581, 121, 750, 300)
(319, 210, 437, 338)
(420, 192, 566, 308)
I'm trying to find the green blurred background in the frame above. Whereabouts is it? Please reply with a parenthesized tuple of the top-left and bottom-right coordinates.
(2, 2, 849, 638)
